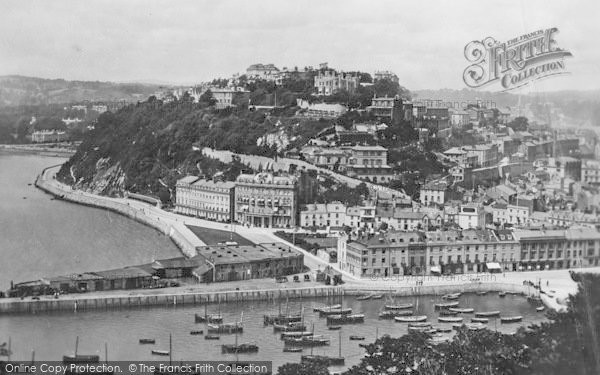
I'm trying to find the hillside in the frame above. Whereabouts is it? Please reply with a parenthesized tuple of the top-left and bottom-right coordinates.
(56, 95, 332, 199)
(0, 75, 160, 107)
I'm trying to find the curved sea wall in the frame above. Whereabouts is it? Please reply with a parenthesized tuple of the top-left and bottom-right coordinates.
(34, 165, 197, 257)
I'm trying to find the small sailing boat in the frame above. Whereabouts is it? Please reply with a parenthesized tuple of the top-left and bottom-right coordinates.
(139, 338, 155, 344)
(449, 307, 474, 314)
(395, 315, 428, 323)
(63, 337, 100, 364)
(475, 311, 501, 317)
(326, 313, 365, 325)
(438, 316, 463, 323)
(500, 316, 523, 323)
(434, 301, 459, 309)
(300, 330, 344, 365)
(441, 293, 461, 300)
(150, 333, 171, 357)
(356, 295, 371, 301)
(190, 330, 204, 335)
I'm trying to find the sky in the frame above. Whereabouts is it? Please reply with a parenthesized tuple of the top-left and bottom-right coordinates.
(1, 0, 599, 92)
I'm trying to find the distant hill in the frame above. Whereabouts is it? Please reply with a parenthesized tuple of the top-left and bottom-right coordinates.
(0, 75, 161, 107)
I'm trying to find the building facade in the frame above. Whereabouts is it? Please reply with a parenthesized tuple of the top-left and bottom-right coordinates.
(300, 203, 347, 229)
(314, 70, 359, 96)
(175, 177, 236, 222)
(235, 173, 297, 228)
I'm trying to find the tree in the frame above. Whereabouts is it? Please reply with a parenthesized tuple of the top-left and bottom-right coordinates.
(277, 360, 329, 375)
(507, 116, 529, 132)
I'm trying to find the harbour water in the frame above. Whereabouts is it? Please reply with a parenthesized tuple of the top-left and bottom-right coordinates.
(1, 293, 546, 370)
(0, 152, 181, 291)
(0, 153, 548, 370)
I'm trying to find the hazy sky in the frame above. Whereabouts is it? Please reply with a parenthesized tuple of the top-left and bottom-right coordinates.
(1, 0, 599, 92)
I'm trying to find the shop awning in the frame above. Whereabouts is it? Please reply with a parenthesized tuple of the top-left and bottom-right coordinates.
(430, 266, 441, 273)
(486, 262, 502, 270)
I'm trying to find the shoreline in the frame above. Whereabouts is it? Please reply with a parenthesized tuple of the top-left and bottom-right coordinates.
(34, 165, 199, 258)
(0, 143, 76, 158)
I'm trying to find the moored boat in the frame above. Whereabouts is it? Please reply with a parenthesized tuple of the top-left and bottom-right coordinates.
(139, 338, 155, 344)
(326, 313, 365, 325)
(395, 315, 428, 323)
(280, 331, 313, 339)
(328, 325, 342, 330)
(408, 322, 432, 328)
(384, 303, 413, 310)
(500, 316, 523, 323)
(284, 335, 330, 347)
(356, 295, 371, 301)
(221, 342, 259, 354)
(475, 311, 500, 317)
(204, 335, 220, 340)
(313, 304, 341, 312)
(283, 347, 303, 353)
(207, 322, 243, 334)
(442, 293, 461, 300)
(453, 323, 485, 331)
(449, 307, 474, 314)
(536, 306, 545, 312)
(273, 322, 306, 332)
(439, 310, 459, 316)
(264, 313, 302, 325)
(434, 301, 459, 309)
(151, 350, 169, 356)
(438, 316, 463, 323)
(318, 307, 352, 317)
(190, 330, 203, 335)
(63, 355, 100, 364)
(349, 335, 365, 341)
(195, 313, 223, 324)
(436, 327, 452, 333)
(471, 317, 489, 323)
(370, 294, 383, 299)
(476, 291, 488, 296)
(379, 310, 413, 319)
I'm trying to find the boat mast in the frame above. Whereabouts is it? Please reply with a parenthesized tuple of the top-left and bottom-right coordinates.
(105, 342, 108, 363)
(7, 337, 10, 362)
(31, 350, 35, 365)
(169, 333, 172, 366)
(338, 330, 342, 359)
(74, 336, 79, 357)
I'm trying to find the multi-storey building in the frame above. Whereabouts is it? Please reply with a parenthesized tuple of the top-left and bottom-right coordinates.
(457, 203, 486, 229)
(514, 227, 600, 270)
(581, 159, 600, 184)
(175, 177, 235, 222)
(373, 70, 399, 83)
(314, 69, 359, 96)
(492, 202, 531, 226)
(420, 181, 448, 206)
(345, 205, 377, 230)
(234, 173, 297, 228)
(211, 88, 236, 108)
(345, 145, 394, 183)
(463, 144, 499, 167)
(246, 63, 280, 81)
(341, 227, 600, 277)
(300, 203, 347, 229)
(31, 130, 67, 143)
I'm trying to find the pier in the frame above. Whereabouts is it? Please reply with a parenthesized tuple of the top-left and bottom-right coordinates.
(0, 282, 533, 315)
